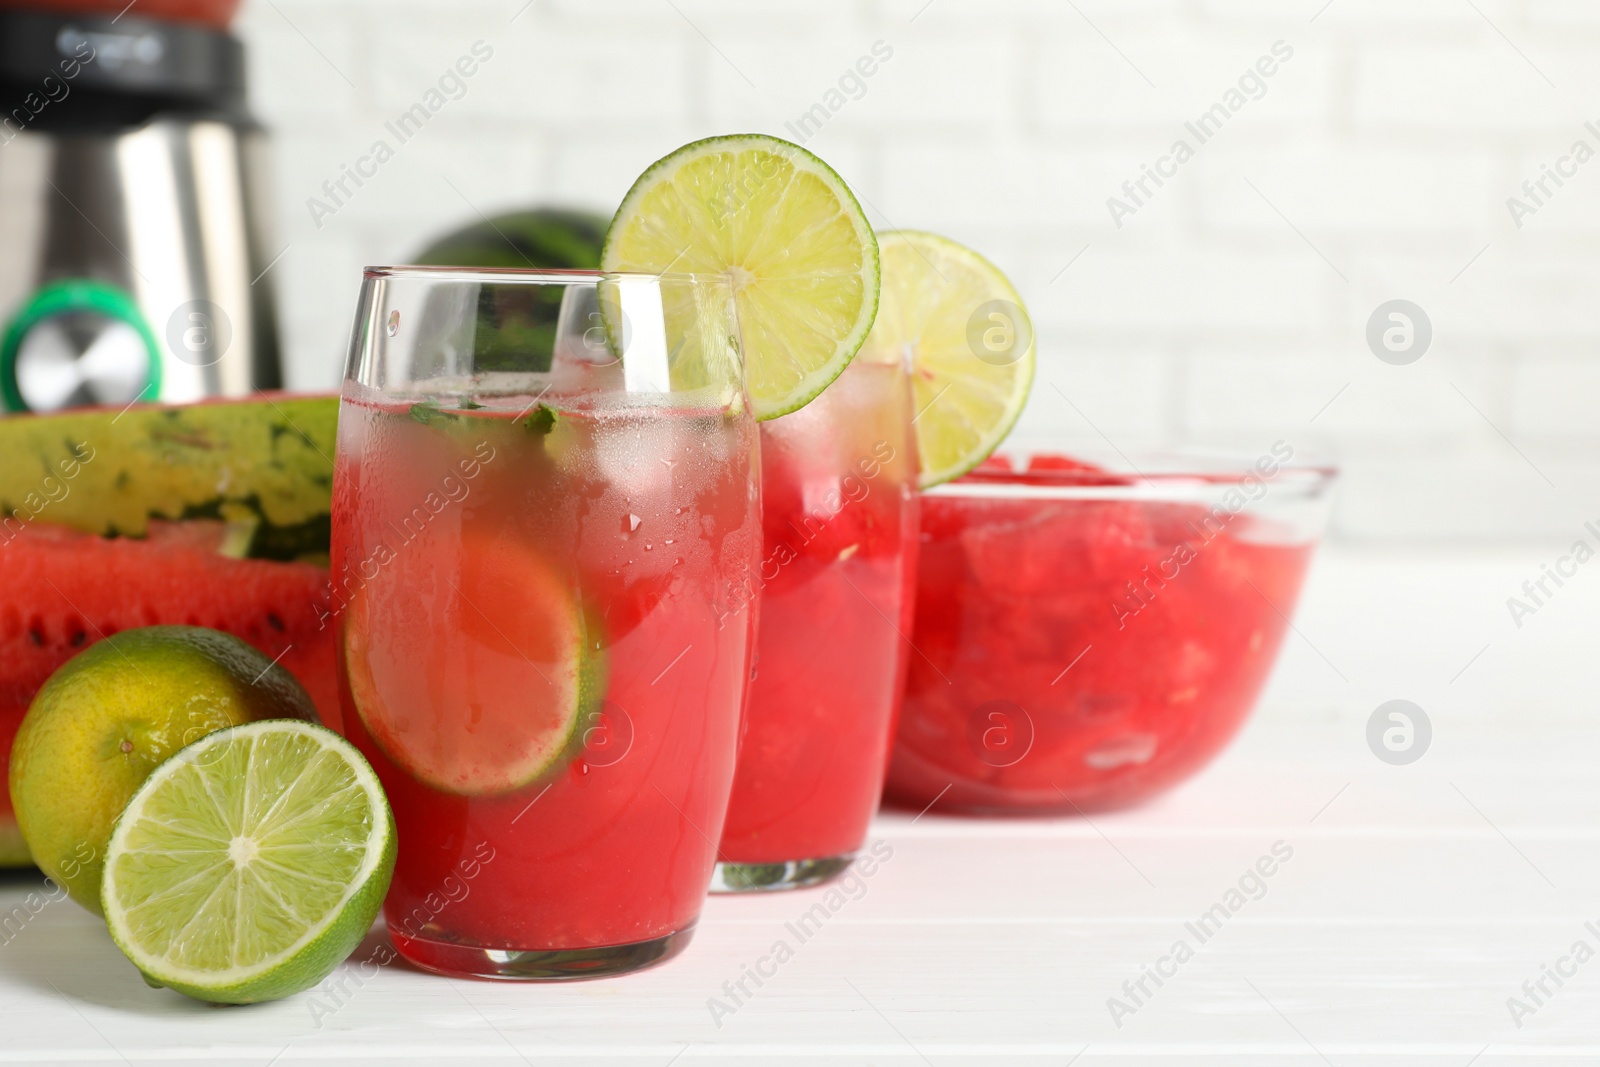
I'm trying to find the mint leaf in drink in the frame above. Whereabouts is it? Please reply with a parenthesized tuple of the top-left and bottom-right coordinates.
(523, 406, 557, 435)
(409, 401, 454, 426)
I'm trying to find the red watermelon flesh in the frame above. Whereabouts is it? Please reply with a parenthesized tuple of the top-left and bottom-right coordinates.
(0, 523, 338, 865)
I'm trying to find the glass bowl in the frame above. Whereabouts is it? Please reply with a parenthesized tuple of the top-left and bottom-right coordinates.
(884, 448, 1336, 815)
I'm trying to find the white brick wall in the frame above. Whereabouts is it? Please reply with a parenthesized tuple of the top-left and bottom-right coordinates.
(239, 0, 1600, 545)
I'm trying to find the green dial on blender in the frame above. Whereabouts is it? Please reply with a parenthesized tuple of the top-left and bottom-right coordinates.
(0, 280, 162, 414)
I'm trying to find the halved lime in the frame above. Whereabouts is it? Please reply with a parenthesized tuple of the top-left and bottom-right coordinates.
(601, 134, 880, 420)
(101, 720, 395, 1005)
(855, 231, 1035, 488)
(343, 527, 594, 796)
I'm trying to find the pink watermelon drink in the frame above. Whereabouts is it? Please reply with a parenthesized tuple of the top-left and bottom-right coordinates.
(715, 357, 919, 889)
(333, 396, 757, 973)
(886, 452, 1334, 814)
(331, 266, 759, 979)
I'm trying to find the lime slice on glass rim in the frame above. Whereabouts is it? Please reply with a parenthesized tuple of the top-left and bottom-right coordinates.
(855, 231, 1036, 488)
(601, 134, 880, 420)
(100, 720, 395, 1005)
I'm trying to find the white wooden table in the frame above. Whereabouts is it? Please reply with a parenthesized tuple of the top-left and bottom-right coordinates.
(3, 548, 1597, 1065)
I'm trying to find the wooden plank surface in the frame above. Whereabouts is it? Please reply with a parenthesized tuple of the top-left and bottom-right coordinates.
(2, 548, 1596, 1064)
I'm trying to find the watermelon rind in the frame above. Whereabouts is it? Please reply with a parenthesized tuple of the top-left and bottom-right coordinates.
(0, 395, 337, 561)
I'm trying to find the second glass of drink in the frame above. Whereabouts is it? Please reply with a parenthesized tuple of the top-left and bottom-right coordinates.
(714, 351, 920, 891)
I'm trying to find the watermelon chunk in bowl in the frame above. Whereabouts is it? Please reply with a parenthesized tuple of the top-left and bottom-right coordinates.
(886, 450, 1337, 814)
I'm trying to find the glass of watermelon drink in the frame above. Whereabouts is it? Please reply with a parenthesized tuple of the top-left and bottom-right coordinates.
(885, 450, 1336, 815)
(712, 353, 919, 892)
(331, 267, 759, 979)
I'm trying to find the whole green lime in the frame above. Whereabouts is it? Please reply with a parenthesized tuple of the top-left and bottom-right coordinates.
(8, 626, 318, 913)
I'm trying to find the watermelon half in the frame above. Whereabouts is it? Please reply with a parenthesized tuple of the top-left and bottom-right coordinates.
(410, 209, 609, 375)
(0, 523, 337, 866)
(412, 207, 608, 271)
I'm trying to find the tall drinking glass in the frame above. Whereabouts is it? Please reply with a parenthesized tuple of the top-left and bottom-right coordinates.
(712, 352, 919, 891)
(330, 267, 759, 979)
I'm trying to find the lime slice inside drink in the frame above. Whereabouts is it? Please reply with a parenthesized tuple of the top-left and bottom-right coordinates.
(343, 523, 593, 796)
(601, 134, 880, 420)
(100, 720, 395, 1005)
(855, 231, 1036, 488)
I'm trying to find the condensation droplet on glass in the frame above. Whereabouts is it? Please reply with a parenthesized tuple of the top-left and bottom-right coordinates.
(622, 513, 642, 534)
(386, 310, 400, 336)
